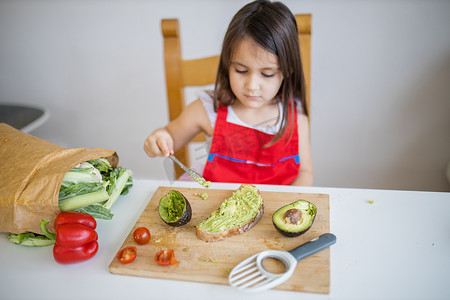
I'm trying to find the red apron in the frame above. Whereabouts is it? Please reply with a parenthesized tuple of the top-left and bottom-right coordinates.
(203, 104, 300, 185)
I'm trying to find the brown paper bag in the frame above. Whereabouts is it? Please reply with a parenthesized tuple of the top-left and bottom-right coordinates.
(0, 123, 119, 234)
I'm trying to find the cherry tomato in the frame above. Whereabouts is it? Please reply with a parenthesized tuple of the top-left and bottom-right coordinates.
(117, 246, 137, 264)
(155, 250, 179, 266)
(133, 227, 151, 245)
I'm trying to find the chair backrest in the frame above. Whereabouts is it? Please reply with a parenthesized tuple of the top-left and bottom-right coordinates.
(161, 14, 311, 179)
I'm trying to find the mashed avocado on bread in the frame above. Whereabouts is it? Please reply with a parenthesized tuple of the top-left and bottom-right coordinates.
(196, 184, 264, 242)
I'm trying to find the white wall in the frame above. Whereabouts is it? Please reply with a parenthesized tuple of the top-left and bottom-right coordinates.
(1, 0, 449, 192)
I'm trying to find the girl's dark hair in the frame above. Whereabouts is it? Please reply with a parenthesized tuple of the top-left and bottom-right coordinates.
(214, 0, 307, 144)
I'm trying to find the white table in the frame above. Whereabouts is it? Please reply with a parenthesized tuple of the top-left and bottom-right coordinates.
(0, 179, 449, 300)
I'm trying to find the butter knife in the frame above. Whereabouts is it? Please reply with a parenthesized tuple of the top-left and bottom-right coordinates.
(168, 155, 211, 188)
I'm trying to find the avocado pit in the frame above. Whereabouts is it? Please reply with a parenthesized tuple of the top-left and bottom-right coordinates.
(284, 208, 302, 224)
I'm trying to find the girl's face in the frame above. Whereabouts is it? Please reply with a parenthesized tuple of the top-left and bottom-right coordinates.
(228, 38, 283, 109)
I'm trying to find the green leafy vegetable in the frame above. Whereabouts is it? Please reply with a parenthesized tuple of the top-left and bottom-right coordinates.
(7, 220, 55, 247)
(61, 163, 103, 185)
(103, 167, 133, 209)
(57, 158, 133, 219)
(59, 189, 109, 211)
(88, 158, 112, 173)
(75, 204, 114, 220)
(7, 233, 55, 246)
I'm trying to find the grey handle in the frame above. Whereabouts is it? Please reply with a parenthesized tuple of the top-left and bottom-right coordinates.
(288, 233, 336, 261)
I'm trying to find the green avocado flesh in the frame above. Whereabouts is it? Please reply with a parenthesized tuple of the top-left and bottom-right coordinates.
(197, 184, 263, 233)
(272, 200, 316, 237)
(159, 190, 191, 226)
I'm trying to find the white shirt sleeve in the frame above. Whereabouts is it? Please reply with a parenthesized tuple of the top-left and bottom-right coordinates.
(198, 90, 217, 129)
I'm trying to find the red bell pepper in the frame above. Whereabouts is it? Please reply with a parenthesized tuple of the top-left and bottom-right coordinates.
(53, 241, 99, 264)
(55, 223, 98, 248)
(52, 212, 99, 264)
(54, 211, 97, 230)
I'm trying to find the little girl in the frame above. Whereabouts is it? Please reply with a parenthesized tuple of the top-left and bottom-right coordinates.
(144, 0, 313, 186)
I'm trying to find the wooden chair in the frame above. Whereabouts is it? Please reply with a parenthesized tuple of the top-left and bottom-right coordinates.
(161, 14, 311, 179)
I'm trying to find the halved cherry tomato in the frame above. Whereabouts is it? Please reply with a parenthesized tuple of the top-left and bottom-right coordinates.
(155, 249, 179, 266)
(117, 246, 137, 264)
(133, 227, 151, 245)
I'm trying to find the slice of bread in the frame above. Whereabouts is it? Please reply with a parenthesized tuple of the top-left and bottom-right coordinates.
(196, 184, 264, 242)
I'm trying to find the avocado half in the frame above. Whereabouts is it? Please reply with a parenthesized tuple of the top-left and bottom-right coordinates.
(158, 190, 192, 227)
(272, 200, 316, 237)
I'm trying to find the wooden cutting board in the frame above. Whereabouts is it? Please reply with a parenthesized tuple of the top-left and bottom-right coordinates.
(109, 186, 331, 294)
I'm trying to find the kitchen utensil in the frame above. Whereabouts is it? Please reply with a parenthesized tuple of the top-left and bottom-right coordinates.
(229, 233, 336, 293)
(168, 155, 210, 187)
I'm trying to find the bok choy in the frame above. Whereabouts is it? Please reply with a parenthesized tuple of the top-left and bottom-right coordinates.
(58, 158, 133, 219)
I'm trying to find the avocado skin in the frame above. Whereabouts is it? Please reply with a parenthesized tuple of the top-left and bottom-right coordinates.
(272, 200, 316, 237)
(159, 190, 192, 227)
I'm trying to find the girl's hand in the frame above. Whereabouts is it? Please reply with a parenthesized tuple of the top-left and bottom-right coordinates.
(143, 128, 174, 157)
